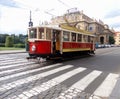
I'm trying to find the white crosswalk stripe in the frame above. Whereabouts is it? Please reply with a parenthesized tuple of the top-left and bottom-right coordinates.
(0, 56, 119, 99)
(0, 63, 62, 81)
(0, 60, 28, 66)
(11, 66, 86, 98)
(49, 67, 86, 83)
(94, 73, 119, 97)
(0, 58, 27, 64)
(70, 70, 102, 90)
(0, 62, 35, 70)
(9, 67, 119, 99)
(0, 64, 73, 92)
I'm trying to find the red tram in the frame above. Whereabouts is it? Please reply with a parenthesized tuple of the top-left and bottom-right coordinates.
(27, 25, 95, 60)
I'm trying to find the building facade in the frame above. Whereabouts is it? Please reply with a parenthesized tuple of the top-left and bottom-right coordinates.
(114, 32, 120, 45)
(51, 8, 114, 45)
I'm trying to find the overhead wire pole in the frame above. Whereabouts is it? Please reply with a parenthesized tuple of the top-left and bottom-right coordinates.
(29, 10, 33, 27)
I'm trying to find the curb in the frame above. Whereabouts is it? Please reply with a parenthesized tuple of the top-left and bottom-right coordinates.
(0, 50, 27, 54)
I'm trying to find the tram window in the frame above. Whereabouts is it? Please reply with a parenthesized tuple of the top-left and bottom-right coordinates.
(71, 32, 76, 42)
(88, 36, 91, 42)
(78, 34, 82, 42)
(83, 35, 87, 42)
(39, 28, 44, 39)
(63, 31, 70, 41)
(29, 28, 37, 38)
(90, 36, 94, 43)
(46, 28, 51, 40)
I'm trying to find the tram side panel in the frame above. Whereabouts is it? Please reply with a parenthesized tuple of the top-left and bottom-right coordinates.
(62, 42, 94, 53)
(29, 40, 51, 57)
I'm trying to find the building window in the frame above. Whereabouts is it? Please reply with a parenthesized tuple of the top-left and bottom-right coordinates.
(89, 27, 92, 31)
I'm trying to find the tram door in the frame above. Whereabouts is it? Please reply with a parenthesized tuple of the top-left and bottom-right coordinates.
(52, 30, 61, 54)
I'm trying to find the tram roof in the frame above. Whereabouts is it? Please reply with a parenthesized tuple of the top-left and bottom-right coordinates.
(29, 24, 95, 36)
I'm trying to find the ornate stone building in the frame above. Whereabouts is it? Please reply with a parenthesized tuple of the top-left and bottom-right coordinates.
(114, 32, 120, 45)
(51, 8, 114, 45)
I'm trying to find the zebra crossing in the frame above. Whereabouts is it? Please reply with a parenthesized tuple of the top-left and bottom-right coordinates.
(0, 54, 120, 99)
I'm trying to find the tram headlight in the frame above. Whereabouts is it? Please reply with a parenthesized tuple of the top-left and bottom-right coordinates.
(31, 45, 36, 51)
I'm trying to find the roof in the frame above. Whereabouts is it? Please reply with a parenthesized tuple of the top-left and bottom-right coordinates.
(59, 24, 94, 35)
(28, 24, 95, 36)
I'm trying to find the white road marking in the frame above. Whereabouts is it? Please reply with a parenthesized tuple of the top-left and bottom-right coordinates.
(0, 64, 72, 92)
(11, 67, 86, 98)
(70, 70, 102, 90)
(0, 62, 35, 70)
(0, 54, 119, 99)
(94, 73, 119, 97)
(0, 60, 28, 66)
(0, 63, 62, 81)
(51, 67, 86, 83)
(109, 77, 120, 99)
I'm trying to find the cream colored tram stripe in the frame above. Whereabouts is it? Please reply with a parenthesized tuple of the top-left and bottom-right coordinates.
(94, 73, 119, 97)
(0, 63, 62, 81)
(11, 67, 86, 98)
(0, 64, 72, 92)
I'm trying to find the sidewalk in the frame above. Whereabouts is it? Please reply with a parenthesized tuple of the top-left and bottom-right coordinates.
(0, 49, 26, 54)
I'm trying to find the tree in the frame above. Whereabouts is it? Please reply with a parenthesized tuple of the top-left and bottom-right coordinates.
(0, 34, 9, 43)
(109, 36, 115, 44)
(5, 36, 14, 47)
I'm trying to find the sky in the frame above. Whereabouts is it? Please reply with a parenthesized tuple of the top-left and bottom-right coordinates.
(0, 0, 120, 34)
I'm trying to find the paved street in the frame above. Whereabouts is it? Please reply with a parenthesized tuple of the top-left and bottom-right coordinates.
(0, 47, 120, 99)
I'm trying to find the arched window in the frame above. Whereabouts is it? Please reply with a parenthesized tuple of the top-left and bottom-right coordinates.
(100, 36, 104, 44)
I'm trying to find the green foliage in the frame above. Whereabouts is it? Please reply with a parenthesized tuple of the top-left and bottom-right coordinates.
(5, 36, 14, 47)
(14, 43, 25, 48)
(25, 37, 29, 51)
(109, 36, 115, 44)
(0, 47, 24, 51)
(0, 33, 27, 49)
(0, 34, 9, 43)
(0, 43, 5, 47)
(0, 33, 28, 44)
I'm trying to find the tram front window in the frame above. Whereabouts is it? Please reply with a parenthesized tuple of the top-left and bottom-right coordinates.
(29, 28, 37, 38)
(46, 28, 51, 40)
(39, 28, 44, 39)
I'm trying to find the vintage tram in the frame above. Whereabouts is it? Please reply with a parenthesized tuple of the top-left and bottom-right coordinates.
(27, 24, 95, 60)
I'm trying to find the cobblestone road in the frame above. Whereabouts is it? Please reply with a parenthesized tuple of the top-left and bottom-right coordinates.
(0, 53, 119, 99)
